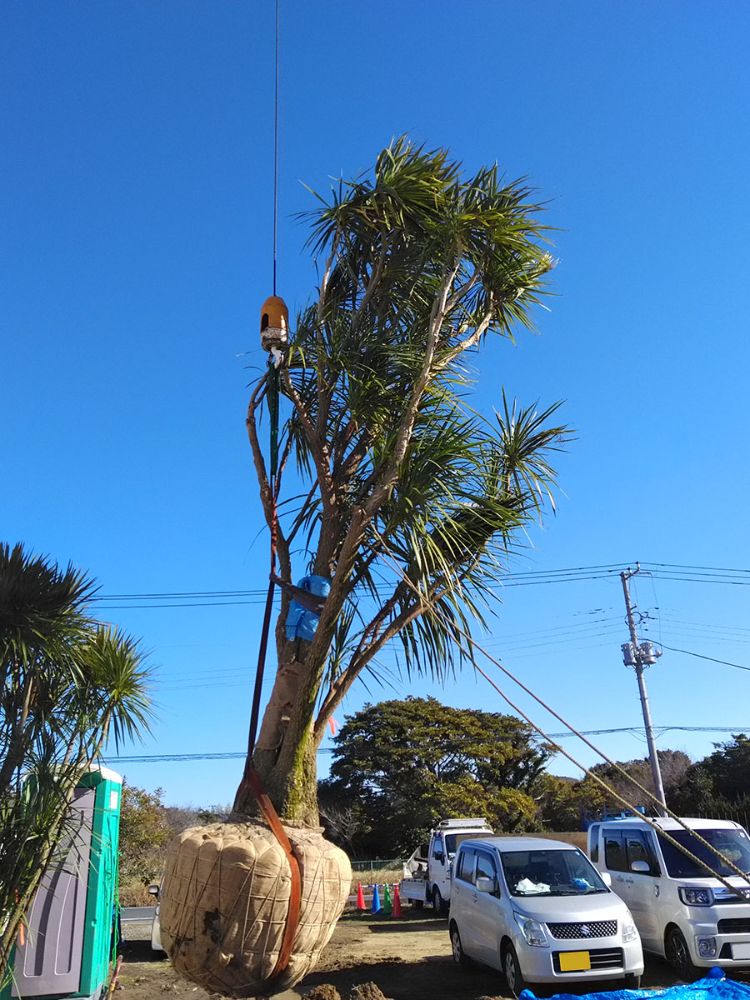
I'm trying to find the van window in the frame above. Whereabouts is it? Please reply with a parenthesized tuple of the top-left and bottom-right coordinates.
(604, 829, 627, 871)
(475, 850, 500, 894)
(455, 848, 476, 884)
(625, 831, 660, 875)
(589, 824, 600, 863)
(657, 827, 750, 878)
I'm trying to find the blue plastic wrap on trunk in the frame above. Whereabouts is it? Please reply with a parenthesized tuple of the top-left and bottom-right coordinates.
(285, 575, 331, 641)
(520, 970, 748, 1000)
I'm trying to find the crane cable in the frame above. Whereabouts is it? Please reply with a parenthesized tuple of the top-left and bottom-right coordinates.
(234, 1, 301, 982)
(369, 529, 750, 896)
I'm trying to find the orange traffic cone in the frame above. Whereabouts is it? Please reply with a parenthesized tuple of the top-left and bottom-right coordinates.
(356, 882, 366, 911)
(392, 883, 402, 918)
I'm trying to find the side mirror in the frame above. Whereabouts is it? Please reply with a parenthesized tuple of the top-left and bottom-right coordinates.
(630, 860, 650, 874)
(601, 872, 612, 887)
(476, 876, 497, 894)
(434, 853, 444, 864)
(148, 884, 160, 898)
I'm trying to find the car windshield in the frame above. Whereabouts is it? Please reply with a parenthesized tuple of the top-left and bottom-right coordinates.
(658, 827, 750, 878)
(445, 831, 491, 856)
(500, 848, 608, 896)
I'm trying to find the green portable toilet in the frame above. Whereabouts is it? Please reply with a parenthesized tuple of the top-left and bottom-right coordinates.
(1, 766, 122, 1000)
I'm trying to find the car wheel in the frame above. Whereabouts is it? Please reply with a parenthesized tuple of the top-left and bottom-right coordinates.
(432, 886, 445, 915)
(450, 923, 471, 967)
(503, 942, 525, 998)
(666, 927, 698, 980)
(624, 973, 642, 989)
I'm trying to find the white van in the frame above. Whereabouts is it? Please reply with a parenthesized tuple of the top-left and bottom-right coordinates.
(588, 817, 750, 978)
(449, 836, 644, 996)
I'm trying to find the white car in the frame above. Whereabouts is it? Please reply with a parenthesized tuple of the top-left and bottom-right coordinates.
(449, 836, 644, 996)
(589, 816, 750, 978)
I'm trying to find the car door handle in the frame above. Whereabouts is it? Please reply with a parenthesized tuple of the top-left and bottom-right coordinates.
(472, 893, 478, 903)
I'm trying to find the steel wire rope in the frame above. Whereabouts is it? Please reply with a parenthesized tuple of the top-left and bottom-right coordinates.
(368, 531, 750, 892)
(465, 655, 750, 897)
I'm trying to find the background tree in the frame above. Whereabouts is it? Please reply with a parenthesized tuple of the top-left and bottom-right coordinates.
(585, 750, 691, 814)
(0, 542, 152, 984)
(162, 139, 568, 996)
(536, 750, 693, 830)
(673, 734, 750, 823)
(320, 696, 550, 856)
(536, 773, 606, 831)
(119, 783, 172, 888)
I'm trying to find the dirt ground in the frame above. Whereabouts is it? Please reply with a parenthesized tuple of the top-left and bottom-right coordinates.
(115, 907, 725, 1000)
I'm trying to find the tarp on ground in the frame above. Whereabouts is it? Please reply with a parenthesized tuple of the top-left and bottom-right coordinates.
(522, 971, 750, 1000)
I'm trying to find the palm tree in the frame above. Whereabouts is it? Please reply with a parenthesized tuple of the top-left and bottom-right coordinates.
(160, 138, 569, 996)
(0, 543, 152, 983)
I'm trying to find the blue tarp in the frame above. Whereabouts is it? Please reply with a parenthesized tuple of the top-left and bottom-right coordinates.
(521, 970, 750, 1000)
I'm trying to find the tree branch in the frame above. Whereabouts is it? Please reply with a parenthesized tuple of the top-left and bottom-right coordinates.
(245, 376, 292, 582)
(359, 256, 462, 516)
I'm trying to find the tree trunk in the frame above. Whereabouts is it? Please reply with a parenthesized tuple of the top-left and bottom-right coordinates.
(233, 636, 320, 826)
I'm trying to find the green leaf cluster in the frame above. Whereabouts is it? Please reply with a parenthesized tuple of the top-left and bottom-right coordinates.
(247, 141, 570, 796)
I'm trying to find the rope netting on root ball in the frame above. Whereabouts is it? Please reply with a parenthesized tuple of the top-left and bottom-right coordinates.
(159, 821, 350, 997)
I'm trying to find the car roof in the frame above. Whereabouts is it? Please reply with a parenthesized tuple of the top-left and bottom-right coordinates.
(458, 836, 581, 853)
(600, 817, 742, 831)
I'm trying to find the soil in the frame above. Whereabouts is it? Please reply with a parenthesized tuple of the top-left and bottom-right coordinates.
(117, 908, 743, 1000)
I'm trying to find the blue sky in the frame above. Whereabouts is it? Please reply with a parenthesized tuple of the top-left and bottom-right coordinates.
(3, 1, 750, 808)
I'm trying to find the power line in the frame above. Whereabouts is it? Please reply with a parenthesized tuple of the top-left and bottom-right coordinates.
(657, 643, 750, 674)
(105, 725, 748, 764)
(88, 559, 750, 610)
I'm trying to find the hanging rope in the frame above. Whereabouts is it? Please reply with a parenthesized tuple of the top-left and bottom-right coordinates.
(237, 1, 302, 982)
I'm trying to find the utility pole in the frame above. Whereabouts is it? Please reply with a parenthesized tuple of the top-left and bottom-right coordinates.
(620, 565, 667, 816)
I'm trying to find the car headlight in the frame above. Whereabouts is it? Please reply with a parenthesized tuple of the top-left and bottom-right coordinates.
(679, 887, 714, 906)
(514, 912, 549, 948)
(622, 921, 639, 943)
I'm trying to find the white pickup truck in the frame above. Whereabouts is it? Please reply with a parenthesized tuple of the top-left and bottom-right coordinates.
(399, 817, 494, 914)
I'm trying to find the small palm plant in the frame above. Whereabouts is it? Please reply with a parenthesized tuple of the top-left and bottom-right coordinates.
(0, 543, 152, 984)
(160, 138, 569, 996)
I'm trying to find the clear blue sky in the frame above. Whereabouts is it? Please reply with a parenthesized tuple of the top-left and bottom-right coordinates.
(3, 1, 750, 808)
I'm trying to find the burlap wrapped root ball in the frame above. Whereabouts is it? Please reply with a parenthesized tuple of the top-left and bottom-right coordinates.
(159, 821, 352, 997)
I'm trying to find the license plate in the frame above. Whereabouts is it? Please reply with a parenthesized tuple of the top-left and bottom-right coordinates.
(559, 951, 591, 972)
(732, 943, 750, 960)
